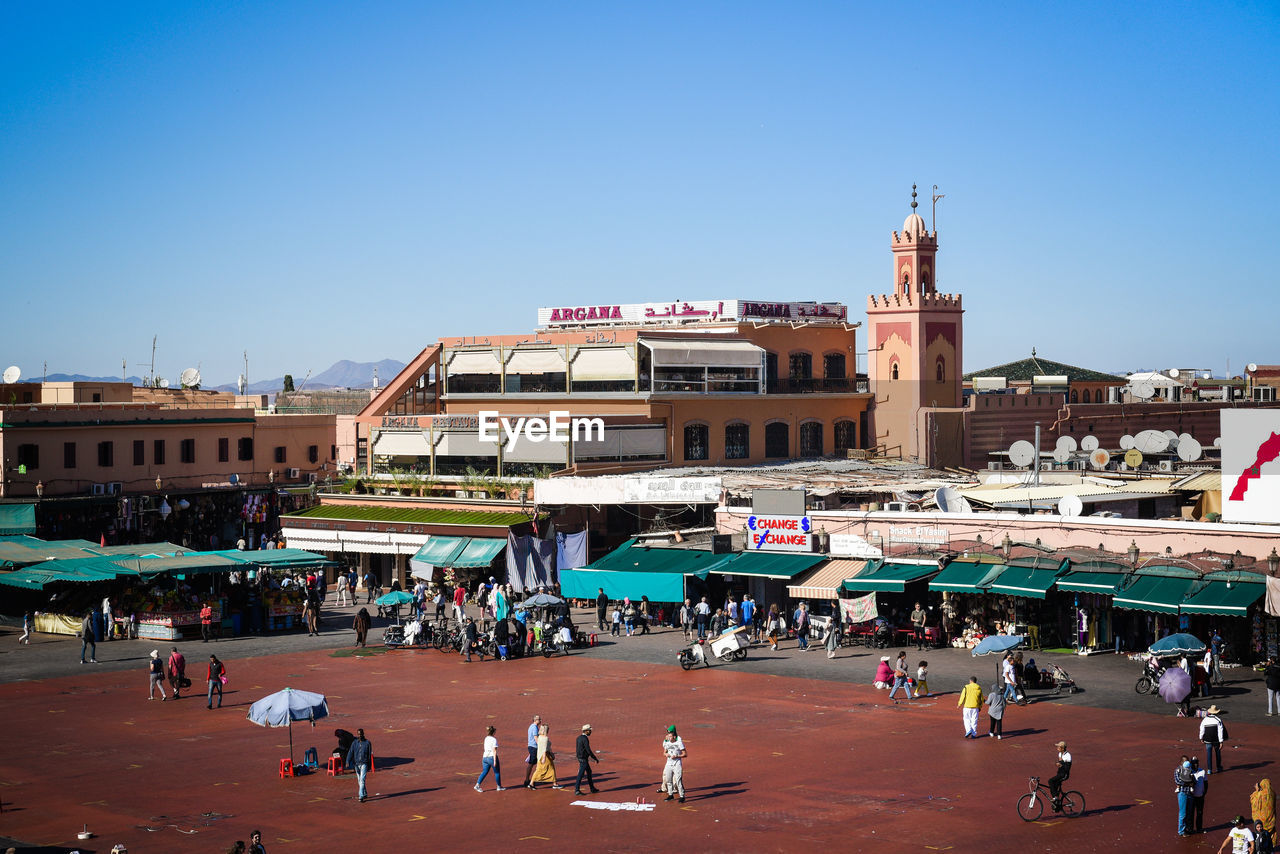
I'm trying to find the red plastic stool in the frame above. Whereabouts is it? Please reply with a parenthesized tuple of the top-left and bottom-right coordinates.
(327, 756, 344, 776)
(279, 758, 294, 778)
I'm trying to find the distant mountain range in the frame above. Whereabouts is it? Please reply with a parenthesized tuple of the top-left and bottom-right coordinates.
(40, 359, 406, 394)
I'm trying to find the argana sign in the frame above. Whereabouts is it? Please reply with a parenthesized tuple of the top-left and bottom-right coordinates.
(537, 299, 848, 327)
(478, 410, 604, 453)
(1222, 410, 1280, 523)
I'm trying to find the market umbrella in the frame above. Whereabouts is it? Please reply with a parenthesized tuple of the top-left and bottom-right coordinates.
(1148, 634, 1207, 656)
(971, 635, 1025, 683)
(1159, 667, 1192, 703)
(246, 687, 329, 768)
(376, 590, 414, 625)
(517, 593, 564, 609)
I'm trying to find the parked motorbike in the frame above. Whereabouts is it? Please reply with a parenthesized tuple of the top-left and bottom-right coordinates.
(677, 642, 709, 670)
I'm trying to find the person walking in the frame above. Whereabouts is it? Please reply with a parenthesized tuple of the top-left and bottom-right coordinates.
(888, 651, 912, 703)
(639, 596, 651, 635)
(573, 724, 600, 795)
(986, 682, 1006, 738)
(1191, 757, 1209, 834)
(345, 728, 373, 802)
(1255, 820, 1275, 854)
(335, 571, 350, 607)
(462, 617, 480, 662)
(659, 724, 686, 803)
(79, 611, 97, 663)
(19, 610, 33, 645)
(474, 725, 505, 792)
(527, 724, 562, 789)
(352, 607, 371, 647)
(916, 660, 931, 697)
(1001, 653, 1018, 701)
(1218, 815, 1256, 853)
(765, 604, 783, 650)
(695, 597, 711, 641)
(793, 602, 811, 650)
(1176, 756, 1196, 837)
(622, 598, 637, 637)
(1265, 657, 1280, 717)
(824, 619, 840, 659)
(680, 599, 695, 642)
(957, 676, 984, 738)
(1254, 778, 1276, 837)
(200, 601, 215, 643)
(1201, 704, 1227, 773)
(147, 650, 168, 701)
(910, 601, 928, 649)
(206, 654, 225, 709)
(523, 714, 542, 787)
(248, 829, 266, 854)
(302, 597, 317, 637)
(740, 596, 755, 641)
(595, 588, 608, 631)
(453, 582, 467, 625)
(363, 571, 377, 604)
(167, 646, 186, 699)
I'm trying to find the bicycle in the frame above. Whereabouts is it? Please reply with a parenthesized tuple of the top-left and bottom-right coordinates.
(1016, 775, 1084, 821)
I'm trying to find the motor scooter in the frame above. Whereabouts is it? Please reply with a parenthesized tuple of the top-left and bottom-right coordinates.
(677, 640, 709, 670)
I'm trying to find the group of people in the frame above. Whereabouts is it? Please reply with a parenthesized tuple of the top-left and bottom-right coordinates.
(873, 652, 930, 702)
(142, 646, 226, 709)
(471, 717, 601, 796)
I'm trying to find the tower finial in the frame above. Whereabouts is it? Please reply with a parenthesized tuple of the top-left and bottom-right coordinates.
(911, 184, 918, 212)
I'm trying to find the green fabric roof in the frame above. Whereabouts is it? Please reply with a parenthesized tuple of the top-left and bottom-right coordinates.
(1113, 575, 1197, 614)
(560, 568, 688, 602)
(1055, 570, 1126, 594)
(449, 538, 506, 568)
(583, 540, 735, 576)
(1180, 581, 1264, 616)
(842, 561, 940, 592)
(929, 559, 1007, 593)
(0, 503, 36, 536)
(963, 354, 1122, 383)
(714, 551, 826, 579)
(219, 548, 337, 569)
(987, 560, 1068, 600)
(410, 537, 470, 567)
(113, 553, 247, 576)
(284, 504, 535, 528)
(95, 542, 185, 556)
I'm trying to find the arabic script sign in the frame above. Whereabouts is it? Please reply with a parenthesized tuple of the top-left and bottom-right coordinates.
(537, 300, 848, 327)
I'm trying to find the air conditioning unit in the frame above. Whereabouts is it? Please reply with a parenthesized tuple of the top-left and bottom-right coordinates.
(885, 501, 908, 512)
(988, 462, 1001, 471)
(91, 483, 106, 496)
(286, 467, 300, 479)
(1158, 460, 1174, 472)
(307, 473, 317, 484)
(106, 482, 122, 494)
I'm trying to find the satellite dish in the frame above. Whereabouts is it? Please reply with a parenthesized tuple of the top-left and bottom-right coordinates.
(228, 474, 239, 484)
(1080, 435, 1100, 452)
(1055, 435, 1078, 453)
(1168, 368, 1180, 378)
(1119, 434, 1135, 450)
(1132, 381, 1155, 400)
(1058, 494, 1084, 517)
(1134, 430, 1169, 454)
(1, 365, 19, 384)
(1124, 448, 1144, 468)
(1213, 437, 1222, 448)
(1008, 440, 1036, 468)
(158, 377, 170, 389)
(179, 367, 201, 388)
(1088, 448, 1111, 470)
(1053, 446, 1072, 463)
(1248, 363, 1258, 373)
(935, 486, 970, 513)
(1162, 429, 1177, 440)
(1177, 436, 1203, 462)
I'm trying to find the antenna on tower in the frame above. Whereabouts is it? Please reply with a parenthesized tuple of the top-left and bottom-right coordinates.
(932, 184, 944, 233)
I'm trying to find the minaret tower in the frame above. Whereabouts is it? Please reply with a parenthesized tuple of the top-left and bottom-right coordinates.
(866, 185, 964, 464)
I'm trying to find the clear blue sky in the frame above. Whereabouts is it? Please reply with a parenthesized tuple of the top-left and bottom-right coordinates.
(2, 2, 1277, 385)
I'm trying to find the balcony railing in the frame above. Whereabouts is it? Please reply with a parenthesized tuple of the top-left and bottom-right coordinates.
(767, 377, 869, 394)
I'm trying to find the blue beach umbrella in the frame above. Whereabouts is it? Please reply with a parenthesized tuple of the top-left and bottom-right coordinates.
(972, 635, 1025, 683)
(247, 687, 329, 767)
(1148, 634, 1207, 656)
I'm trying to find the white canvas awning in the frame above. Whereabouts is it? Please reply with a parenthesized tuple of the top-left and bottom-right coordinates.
(574, 426, 667, 460)
(446, 349, 502, 375)
(505, 348, 567, 374)
(504, 433, 571, 464)
(434, 431, 499, 457)
(571, 347, 636, 381)
(642, 339, 763, 368)
(372, 431, 432, 457)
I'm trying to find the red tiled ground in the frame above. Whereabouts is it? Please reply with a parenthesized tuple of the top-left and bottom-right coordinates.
(0, 647, 1272, 852)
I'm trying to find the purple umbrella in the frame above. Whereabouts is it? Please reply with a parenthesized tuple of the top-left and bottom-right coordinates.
(1159, 666, 1191, 703)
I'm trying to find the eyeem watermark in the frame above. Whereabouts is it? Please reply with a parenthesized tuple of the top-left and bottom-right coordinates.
(478, 410, 605, 452)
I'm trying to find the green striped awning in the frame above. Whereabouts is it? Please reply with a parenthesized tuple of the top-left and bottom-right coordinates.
(842, 561, 940, 593)
(449, 538, 506, 569)
(0, 504, 36, 536)
(409, 537, 470, 568)
(1113, 575, 1197, 615)
(987, 559, 1069, 600)
(1055, 571, 1126, 594)
(1180, 581, 1265, 616)
(929, 559, 1007, 593)
(714, 551, 826, 579)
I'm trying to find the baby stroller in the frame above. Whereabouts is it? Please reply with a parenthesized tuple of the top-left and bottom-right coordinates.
(1047, 663, 1078, 695)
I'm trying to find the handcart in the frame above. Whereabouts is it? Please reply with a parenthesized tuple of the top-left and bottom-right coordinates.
(709, 626, 750, 662)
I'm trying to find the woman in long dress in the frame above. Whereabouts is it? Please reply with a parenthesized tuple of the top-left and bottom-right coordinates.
(527, 724, 563, 789)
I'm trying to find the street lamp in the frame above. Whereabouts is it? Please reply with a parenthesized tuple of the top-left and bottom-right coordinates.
(1001, 533, 1012, 559)
(35, 480, 43, 499)
(1127, 540, 1140, 567)
(1268, 548, 1279, 576)
(155, 475, 162, 491)
(269, 469, 275, 484)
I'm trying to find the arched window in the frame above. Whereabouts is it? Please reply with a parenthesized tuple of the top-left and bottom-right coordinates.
(890, 362, 900, 381)
(1083, 389, 1091, 403)
(1070, 389, 1079, 403)
(724, 423, 749, 460)
(765, 352, 778, 393)
(764, 422, 789, 459)
(936, 357, 946, 383)
(834, 420, 857, 452)
(823, 353, 846, 380)
(683, 423, 709, 461)
(789, 352, 813, 381)
(799, 422, 823, 457)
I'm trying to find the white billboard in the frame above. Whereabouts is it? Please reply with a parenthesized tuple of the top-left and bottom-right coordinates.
(1222, 410, 1280, 523)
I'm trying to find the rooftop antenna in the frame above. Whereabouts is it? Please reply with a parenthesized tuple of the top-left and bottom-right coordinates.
(135, 335, 158, 387)
(42, 361, 47, 382)
(372, 366, 380, 390)
(932, 184, 944, 233)
(244, 350, 249, 393)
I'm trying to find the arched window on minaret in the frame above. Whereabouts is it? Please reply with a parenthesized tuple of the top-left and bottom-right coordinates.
(890, 361, 900, 381)
(936, 357, 945, 383)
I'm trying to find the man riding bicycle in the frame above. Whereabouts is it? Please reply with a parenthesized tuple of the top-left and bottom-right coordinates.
(1048, 740, 1072, 809)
